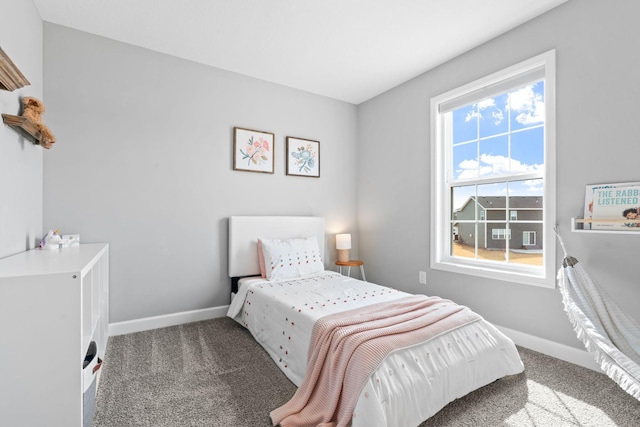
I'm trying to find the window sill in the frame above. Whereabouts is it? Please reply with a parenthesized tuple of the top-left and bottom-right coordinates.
(431, 258, 554, 288)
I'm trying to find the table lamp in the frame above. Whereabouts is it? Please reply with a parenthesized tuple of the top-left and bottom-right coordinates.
(336, 233, 351, 262)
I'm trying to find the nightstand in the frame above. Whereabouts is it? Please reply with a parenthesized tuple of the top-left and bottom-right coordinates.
(335, 260, 366, 281)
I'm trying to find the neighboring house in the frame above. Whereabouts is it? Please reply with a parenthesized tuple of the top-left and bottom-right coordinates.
(454, 196, 543, 250)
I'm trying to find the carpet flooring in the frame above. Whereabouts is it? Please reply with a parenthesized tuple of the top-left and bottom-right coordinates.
(92, 317, 640, 427)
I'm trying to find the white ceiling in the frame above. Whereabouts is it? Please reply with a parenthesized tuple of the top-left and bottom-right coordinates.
(33, 0, 567, 104)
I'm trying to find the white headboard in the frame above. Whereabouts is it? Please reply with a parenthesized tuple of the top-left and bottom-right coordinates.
(228, 216, 325, 277)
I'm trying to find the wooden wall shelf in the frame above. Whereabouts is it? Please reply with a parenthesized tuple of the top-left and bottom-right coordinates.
(2, 114, 42, 145)
(0, 47, 30, 91)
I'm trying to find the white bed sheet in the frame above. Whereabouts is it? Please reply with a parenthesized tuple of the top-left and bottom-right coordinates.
(227, 272, 524, 426)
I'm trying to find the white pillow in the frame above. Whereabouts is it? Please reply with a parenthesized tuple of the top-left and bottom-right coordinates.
(259, 236, 324, 281)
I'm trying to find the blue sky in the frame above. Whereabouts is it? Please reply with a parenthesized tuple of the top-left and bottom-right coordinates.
(450, 81, 545, 210)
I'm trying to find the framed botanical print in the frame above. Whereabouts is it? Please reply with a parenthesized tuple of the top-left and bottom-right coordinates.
(233, 127, 275, 174)
(286, 136, 320, 177)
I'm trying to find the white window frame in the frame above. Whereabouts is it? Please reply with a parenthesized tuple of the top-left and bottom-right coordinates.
(430, 50, 556, 288)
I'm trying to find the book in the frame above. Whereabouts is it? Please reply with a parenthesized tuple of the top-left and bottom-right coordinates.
(584, 182, 640, 230)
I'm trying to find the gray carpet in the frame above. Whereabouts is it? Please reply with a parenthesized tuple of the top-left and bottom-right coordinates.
(93, 317, 640, 427)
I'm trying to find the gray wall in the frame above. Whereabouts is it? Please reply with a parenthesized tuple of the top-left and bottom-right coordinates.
(9, 0, 637, 351)
(357, 0, 640, 349)
(0, 0, 43, 258)
(43, 24, 358, 323)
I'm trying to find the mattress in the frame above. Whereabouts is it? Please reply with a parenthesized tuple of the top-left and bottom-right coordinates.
(227, 271, 524, 426)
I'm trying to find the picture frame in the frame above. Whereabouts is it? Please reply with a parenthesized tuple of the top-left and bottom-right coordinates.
(233, 127, 275, 174)
(286, 136, 320, 178)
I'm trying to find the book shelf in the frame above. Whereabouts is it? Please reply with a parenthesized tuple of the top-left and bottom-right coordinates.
(0, 244, 109, 426)
(570, 218, 640, 235)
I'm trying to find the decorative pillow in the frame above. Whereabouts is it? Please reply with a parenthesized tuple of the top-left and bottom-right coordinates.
(259, 236, 324, 281)
(257, 239, 266, 278)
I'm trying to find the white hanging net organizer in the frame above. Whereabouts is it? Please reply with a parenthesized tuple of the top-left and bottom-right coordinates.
(554, 226, 640, 400)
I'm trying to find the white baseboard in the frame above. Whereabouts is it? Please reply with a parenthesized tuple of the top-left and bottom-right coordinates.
(108, 305, 230, 336)
(495, 324, 600, 372)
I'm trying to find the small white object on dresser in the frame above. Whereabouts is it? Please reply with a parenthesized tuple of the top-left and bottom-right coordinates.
(0, 243, 109, 427)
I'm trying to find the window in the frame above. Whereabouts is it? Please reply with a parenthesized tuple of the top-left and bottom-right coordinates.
(430, 51, 556, 287)
(523, 231, 536, 246)
(492, 229, 511, 240)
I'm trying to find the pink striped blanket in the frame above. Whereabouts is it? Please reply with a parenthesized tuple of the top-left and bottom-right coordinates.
(270, 294, 482, 427)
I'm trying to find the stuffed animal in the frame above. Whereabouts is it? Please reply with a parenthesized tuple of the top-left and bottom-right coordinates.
(21, 96, 55, 149)
(40, 229, 62, 250)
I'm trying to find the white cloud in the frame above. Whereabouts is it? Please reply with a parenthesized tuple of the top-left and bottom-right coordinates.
(458, 158, 479, 169)
(477, 98, 496, 110)
(455, 154, 541, 181)
(491, 109, 504, 125)
(524, 178, 544, 192)
(467, 98, 504, 124)
(465, 110, 481, 122)
(481, 154, 511, 174)
(508, 85, 544, 125)
(464, 84, 545, 126)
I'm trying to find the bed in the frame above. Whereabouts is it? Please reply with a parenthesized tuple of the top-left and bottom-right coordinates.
(226, 216, 524, 427)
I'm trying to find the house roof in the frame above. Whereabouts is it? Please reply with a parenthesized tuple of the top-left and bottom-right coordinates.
(458, 196, 543, 211)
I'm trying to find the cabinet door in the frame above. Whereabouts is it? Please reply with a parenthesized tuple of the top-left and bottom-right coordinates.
(0, 273, 83, 426)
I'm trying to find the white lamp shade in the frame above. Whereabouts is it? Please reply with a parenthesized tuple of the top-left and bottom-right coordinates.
(336, 234, 351, 250)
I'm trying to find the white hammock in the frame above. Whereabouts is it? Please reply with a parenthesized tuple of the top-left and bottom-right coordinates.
(555, 227, 640, 400)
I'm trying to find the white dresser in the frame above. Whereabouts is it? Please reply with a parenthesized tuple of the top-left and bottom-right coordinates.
(0, 243, 109, 427)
